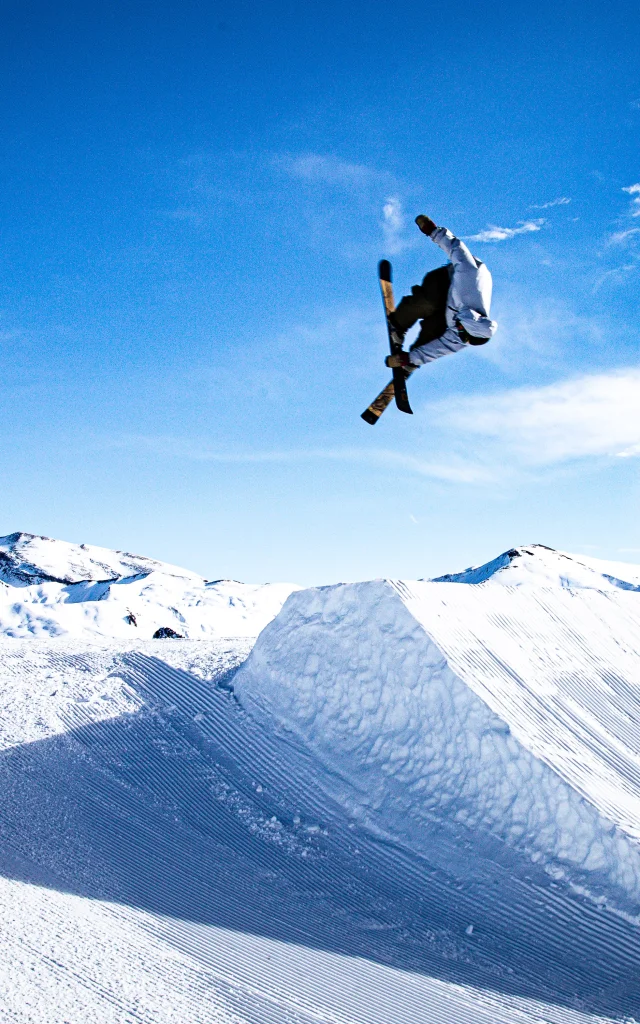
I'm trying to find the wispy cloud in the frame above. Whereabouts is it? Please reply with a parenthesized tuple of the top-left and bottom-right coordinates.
(531, 197, 571, 210)
(592, 183, 640, 286)
(593, 263, 639, 291)
(101, 369, 640, 489)
(271, 152, 423, 259)
(623, 183, 640, 216)
(274, 153, 380, 189)
(103, 435, 489, 484)
(429, 368, 640, 466)
(473, 297, 604, 371)
(618, 444, 640, 458)
(381, 196, 413, 255)
(467, 219, 545, 243)
(605, 228, 640, 246)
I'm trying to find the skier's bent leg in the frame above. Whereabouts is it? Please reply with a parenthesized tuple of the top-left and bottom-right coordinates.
(392, 289, 433, 333)
(410, 310, 448, 350)
(409, 333, 466, 366)
(392, 265, 451, 333)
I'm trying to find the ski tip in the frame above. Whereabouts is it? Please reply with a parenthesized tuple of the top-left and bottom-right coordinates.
(361, 409, 380, 426)
(378, 259, 392, 282)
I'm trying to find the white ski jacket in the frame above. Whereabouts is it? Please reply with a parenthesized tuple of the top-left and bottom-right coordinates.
(408, 227, 497, 367)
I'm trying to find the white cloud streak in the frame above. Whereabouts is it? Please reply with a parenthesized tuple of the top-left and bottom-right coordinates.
(606, 228, 640, 247)
(475, 298, 604, 370)
(273, 152, 417, 256)
(381, 196, 411, 255)
(104, 369, 640, 490)
(430, 368, 640, 466)
(618, 443, 640, 458)
(274, 153, 379, 189)
(623, 183, 640, 216)
(104, 435, 489, 484)
(593, 263, 639, 292)
(467, 220, 545, 243)
(531, 197, 571, 210)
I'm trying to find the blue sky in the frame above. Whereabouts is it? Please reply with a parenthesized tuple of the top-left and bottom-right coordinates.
(1, 0, 639, 584)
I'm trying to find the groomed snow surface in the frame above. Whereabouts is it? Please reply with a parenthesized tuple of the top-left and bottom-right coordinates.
(1, 535, 640, 1023)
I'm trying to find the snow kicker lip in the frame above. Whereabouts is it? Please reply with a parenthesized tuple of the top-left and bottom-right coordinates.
(234, 577, 640, 920)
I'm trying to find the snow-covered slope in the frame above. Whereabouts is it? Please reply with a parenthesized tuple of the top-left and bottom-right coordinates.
(0, 531, 200, 586)
(0, 532, 299, 639)
(1, 540, 640, 1023)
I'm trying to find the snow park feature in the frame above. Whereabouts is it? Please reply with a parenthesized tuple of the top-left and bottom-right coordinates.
(0, 535, 640, 1023)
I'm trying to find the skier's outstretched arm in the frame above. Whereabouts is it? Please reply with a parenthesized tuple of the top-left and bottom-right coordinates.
(416, 214, 476, 269)
(402, 214, 497, 361)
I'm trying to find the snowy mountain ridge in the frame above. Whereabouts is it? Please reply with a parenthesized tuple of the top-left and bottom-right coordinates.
(1, 532, 639, 642)
(0, 531, 202, 587)
(432, 542, 640, 590)
(0, 531, 300, 639)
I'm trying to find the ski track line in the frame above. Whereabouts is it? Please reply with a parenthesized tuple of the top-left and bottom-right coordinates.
(105, 658, 640, 1009)
(398, 583, 640, 834)
(0, 877, 247, 1024)
(119, 655, 638, 1024)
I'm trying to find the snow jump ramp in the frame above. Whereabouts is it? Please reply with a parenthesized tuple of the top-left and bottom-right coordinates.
(1, 546, 640, 1022)
(233, 568, 640, 1017)
(235, 575, 640, 902)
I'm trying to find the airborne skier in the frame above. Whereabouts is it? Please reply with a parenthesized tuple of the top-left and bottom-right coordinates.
(361, 215, 498, 423)
(385, 214, 497, 371)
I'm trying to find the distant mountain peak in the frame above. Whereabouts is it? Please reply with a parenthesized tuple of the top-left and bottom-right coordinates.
(0, 531, 300, 639)
(431, 543, 640, 591)
(0, 531, 203, 588)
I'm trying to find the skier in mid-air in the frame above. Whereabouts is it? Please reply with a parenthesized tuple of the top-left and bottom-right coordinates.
(384, 214, 497, 370)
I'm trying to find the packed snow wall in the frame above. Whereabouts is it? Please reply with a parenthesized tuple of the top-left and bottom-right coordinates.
(234, 578, 640, 918)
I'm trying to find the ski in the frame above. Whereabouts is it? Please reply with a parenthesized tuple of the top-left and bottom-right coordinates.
(361, 260, 412, 424)
(361, 368, 416, 425)
(379, 260, 412, 415)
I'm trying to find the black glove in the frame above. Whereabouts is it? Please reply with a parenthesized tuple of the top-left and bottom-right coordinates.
(415, 214, 437, 235)
(385, 352, 412, 369)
